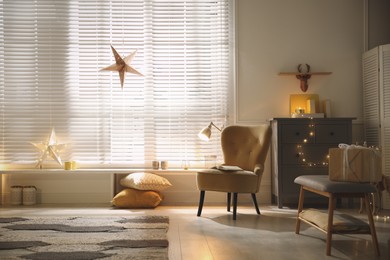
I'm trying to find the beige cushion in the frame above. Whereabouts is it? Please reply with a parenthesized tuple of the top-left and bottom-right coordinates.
(111, 188, 162, 208)
(120, 172, 172, 191)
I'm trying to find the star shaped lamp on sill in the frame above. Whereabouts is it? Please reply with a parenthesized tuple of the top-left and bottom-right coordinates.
(100, 45, 143, 89)
(31, 128, 68, 168)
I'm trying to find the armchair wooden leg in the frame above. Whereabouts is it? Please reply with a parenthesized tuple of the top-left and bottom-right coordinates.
(197, 190, 205, 217)
(227, 192, 231, 212)
(233, 193, 238, 220)
(251, 193, 261, 215)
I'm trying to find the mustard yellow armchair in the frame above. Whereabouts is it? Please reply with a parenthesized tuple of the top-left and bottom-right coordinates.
(196, 124, 272, 220)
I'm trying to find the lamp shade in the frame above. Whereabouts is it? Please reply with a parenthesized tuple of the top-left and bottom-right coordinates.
(198, 122, 222, 141)
(198, 125, 212, 141)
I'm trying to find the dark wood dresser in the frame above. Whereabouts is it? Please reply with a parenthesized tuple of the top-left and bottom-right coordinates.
(270, 118, 354, 208)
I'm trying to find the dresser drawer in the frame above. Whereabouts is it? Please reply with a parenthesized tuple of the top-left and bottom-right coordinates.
(282, 144, 330, 165)
(281, 124, 314, 143)
(315, 124, 348, 144)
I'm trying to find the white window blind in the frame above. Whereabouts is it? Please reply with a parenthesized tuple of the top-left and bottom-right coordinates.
(0, 0, 233, 168)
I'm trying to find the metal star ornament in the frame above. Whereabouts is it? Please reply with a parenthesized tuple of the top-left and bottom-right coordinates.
(101, 45, 143, 89)
(31, 128, 68, 168)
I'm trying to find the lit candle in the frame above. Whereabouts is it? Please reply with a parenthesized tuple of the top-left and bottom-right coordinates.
(295, 107, 305, 114)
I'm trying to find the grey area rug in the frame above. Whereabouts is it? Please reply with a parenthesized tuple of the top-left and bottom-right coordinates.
(0, 215, 169, 260)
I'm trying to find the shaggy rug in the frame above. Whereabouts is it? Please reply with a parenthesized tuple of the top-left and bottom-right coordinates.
(0, 215, 169, 260)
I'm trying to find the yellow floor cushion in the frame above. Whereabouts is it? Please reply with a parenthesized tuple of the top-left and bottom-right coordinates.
(112, 188, 162, 208)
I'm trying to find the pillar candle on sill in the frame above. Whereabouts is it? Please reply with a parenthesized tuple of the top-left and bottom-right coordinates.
(64, 161, 77, 170)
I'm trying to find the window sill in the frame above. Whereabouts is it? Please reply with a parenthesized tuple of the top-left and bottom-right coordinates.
(0, 168, 199, 175)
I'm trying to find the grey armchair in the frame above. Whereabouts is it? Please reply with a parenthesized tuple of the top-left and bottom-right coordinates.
(196, 124, 272, 220)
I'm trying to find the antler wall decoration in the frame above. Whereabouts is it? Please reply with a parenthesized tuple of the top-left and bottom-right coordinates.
(296, 64, 311, 92)
(279, 64, 332, 92)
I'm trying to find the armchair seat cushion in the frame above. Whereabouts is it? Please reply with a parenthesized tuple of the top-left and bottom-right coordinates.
(197, 168, 258, 193)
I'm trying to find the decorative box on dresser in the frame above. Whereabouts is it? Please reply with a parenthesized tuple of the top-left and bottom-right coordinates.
(270, 118, 354, 208)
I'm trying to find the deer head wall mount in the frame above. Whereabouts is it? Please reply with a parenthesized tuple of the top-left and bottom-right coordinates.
(296, 64, 311, 92)
(278, 64, 331, 93)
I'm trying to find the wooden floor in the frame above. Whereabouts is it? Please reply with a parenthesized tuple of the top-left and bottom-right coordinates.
(0, 204, 389, 260)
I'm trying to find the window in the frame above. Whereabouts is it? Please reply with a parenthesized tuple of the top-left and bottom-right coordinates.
(0, 0, 234, 168)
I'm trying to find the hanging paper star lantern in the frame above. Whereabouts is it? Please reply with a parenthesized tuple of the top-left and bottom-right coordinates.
(101, 45, 143, 89)
(31, 128, 68, 168)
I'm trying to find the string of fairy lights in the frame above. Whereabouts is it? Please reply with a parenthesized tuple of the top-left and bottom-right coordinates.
(296, 122, 330, 167)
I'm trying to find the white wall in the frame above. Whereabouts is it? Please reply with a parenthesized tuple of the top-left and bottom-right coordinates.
(236, 0, 364, 122)
(1, 1, 367, 206)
